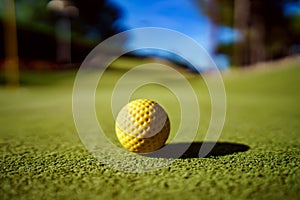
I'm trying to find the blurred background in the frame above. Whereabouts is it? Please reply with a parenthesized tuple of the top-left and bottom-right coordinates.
(0, 0, 300, 86)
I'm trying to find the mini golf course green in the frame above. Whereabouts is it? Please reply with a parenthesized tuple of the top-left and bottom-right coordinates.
(0, 57, 299, 199)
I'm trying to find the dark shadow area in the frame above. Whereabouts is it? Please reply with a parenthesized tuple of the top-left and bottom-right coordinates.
(144, 142, 250, 159)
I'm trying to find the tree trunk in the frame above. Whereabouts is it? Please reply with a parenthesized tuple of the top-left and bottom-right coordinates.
(233, 0, 250, 66)
(249, 11, 266, 64)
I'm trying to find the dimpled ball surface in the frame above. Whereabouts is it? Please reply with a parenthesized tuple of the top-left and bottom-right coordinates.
(115, 99, 170, 153)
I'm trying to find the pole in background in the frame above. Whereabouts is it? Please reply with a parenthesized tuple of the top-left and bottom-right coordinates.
(47, 0, 78, 66)
(3, 0, 19, 88)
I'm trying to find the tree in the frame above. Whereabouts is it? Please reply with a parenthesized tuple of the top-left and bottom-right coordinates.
(70, 0, 125, 41)
(0, 0, 126, 62)
(202, 0, 300, 67)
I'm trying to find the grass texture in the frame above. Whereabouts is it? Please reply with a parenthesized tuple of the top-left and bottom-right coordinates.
(0, 57, 300, 199)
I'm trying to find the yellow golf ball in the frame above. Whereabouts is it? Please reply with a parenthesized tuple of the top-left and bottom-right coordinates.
(115, 99, 170, 153)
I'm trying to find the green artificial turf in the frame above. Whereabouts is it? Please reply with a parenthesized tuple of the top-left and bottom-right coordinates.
(1, 57, 300, 199)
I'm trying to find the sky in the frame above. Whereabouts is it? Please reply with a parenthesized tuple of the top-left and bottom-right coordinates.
(110, 0, 232, 70)
(284, 1, 300, 15)
(112, 0, 212, 50)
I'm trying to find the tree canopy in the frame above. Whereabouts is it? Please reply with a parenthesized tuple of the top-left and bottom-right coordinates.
(0, 0, 126, 62)
(203, 0, 300, 66)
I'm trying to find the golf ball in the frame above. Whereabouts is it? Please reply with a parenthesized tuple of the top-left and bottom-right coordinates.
(115, 99, 170, 153)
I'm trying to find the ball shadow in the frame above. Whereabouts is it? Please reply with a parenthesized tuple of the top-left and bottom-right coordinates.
(144, 142, 250, 159)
